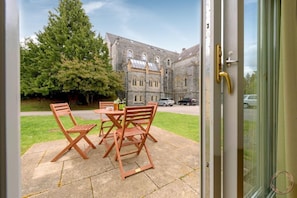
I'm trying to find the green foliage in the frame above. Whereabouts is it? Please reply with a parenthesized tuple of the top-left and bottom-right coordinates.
(58, 56, 123, 103)
(244, 71, 257, 94)
(20, 0, 123, 102)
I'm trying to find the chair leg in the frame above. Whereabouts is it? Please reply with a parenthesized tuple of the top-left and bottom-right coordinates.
(99, 125, 103, 137)
(102, 133, 118, 158)
(143, 143, 155, 169)
(99, 121, 105, 137)
(113, 135, 126, 180)
(51, 133, 94, 162)
(148, 133, 158, 142)
(99, 124, 115, 145)
(83, 136, 96, 149)
(133, 123, 158, 143)
(112, 136, 154, 180)
(117, 144, 154, 180)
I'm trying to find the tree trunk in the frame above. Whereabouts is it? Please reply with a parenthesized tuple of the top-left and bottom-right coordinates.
(85, 93, 90, 105)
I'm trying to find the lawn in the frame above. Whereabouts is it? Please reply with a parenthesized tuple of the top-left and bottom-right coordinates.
(20, 112, 200, 155)
(20, 115, 99, 155)
(153, 112, 199, 142)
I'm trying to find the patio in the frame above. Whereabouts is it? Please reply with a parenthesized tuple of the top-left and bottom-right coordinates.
(21, 125, 200, 197)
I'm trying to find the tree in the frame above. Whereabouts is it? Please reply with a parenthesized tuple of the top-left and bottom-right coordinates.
(20, 0, 123, 103)
(244, 71, 257, 94)
(57, 56, 123, 104)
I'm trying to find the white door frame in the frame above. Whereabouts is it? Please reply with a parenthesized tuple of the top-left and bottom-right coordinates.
(201, 0, 244, 197)
(200, 0, 222, 197)
(222, 0, 244, 197)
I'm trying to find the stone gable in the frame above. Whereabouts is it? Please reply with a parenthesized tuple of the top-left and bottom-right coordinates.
(105, 32, 200, 105)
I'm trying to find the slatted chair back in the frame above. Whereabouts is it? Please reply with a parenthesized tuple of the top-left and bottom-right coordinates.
(50, 103, 96, 162)
(132, 101, 158, 142)
(103, 105, 155, 179)
(50, 103, 78, 134)
(98, 101, 114, 120)
(147, 101, 158, 120)
(98, 101, 117, 138)
(123, 106, 154, 128)
(99, 101, 114, 110)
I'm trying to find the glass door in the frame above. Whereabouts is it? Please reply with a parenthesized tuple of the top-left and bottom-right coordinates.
(200, 0, 280, 197)
(200, 0, 244, 197)
(201, 0, 279, 197)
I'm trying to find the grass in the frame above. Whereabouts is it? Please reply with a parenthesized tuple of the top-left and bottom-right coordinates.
(20, 116, 100, 155)
(20, 112, 200, 155)
(153, 112, 199, 142)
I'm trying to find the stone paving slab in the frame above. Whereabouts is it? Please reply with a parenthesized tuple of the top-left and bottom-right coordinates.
(21, 126, 200, 198)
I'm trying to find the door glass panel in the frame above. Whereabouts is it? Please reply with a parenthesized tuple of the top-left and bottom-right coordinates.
(243, 0, 258, 195)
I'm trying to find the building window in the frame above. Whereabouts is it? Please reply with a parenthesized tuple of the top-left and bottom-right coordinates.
(149, 80, 153, 87)
(185, 78, 187, 87)
(127, 49, 133, 58)
(139, 79, 144, 86)
(167, 59, 171, 66)
(142, 52, 147, 61)
(151, 96, 154, 101)
(155, 56, 160, 63)
(132, 78, 137, 86)
(155, 81, 159, 87)
(134, 95, 145, 102)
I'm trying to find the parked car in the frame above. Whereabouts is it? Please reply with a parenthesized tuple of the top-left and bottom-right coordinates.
(178, 98, 197, 105)
(158, 98, 174, 106)
(244, 94, 257, 108)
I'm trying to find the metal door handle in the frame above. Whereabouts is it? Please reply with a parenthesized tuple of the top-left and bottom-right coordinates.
(225, 51, 238, 67)
(215, 44, 233, 94)
(219, 71, 232, 94)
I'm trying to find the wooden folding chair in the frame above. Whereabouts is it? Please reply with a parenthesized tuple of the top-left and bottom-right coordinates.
(103, 105, 155, 180)
(132, 101, 158, 142)
(50, 103, 96, 162)
(98, 101, 122, 143)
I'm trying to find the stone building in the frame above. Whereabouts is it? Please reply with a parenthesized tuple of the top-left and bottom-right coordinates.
(104, 32, 200, 105)
(173, 45, 200, 102)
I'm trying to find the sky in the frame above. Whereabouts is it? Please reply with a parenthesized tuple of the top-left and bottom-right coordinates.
(19, 0, 257, 74)
(19, 0, 201, 53)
